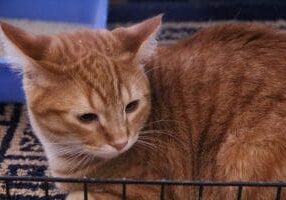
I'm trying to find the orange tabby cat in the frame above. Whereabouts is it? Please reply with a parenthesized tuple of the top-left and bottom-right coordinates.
(1, 16, 286, 200)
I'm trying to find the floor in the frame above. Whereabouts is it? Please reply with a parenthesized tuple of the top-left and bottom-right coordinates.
(108, 0, 286, 23)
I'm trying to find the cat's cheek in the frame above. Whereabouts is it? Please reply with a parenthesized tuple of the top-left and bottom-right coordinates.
(127, 133, 139, 149)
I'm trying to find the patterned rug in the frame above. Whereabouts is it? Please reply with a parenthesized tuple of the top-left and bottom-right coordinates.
(1, 20, 286, 199)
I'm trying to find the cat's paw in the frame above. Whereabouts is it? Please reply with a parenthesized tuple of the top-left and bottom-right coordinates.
(66, 191, 95, 200)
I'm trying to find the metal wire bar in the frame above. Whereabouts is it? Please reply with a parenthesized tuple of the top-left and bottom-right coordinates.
(83, 182, 88, 200)
(44, 180, 49, 199)
(1, 176, 286, 187)
(160, 184, 165, 200)
(236, 186, 243, 200)
(197, 185, 203, 200)
(276, 186, 282, 200)
(1, 175, 286, 200)
(122, 183, 126, 200)
(5, 180, 10, 199)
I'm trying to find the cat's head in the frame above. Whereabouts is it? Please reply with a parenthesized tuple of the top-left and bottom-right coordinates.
(0, 16, 161, 160)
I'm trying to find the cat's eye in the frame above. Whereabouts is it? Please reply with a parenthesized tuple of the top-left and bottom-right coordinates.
(78, 113, 98, 123)
(125, 100, 139, 113)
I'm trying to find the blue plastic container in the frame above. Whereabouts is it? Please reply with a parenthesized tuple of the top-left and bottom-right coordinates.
(0, 59, 24, 102)
(0, 0, 108, 102)
(0, 0, 108, 28)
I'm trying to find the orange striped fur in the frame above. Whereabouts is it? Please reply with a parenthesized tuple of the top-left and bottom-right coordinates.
(1, 16, 286, 199)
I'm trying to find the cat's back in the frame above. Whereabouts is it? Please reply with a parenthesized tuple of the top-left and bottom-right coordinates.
(151, 23, 286, 107)
(176, 23, 286, 49)
(148, 23, 286, 187)
(151, 24, 286, 99)
(152, 23, 286, 99)
(158, 23, 286, 68)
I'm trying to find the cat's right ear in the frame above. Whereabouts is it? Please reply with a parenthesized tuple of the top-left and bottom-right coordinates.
(112, 15, 162, 65)
(0, 21, 51, 74)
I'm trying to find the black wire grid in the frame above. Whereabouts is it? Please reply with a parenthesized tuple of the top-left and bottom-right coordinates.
(1, 176, 286, 200)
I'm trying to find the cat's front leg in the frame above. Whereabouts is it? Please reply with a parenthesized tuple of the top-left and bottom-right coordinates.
(66, 191, 121, 200)
(66, 191, 95, 200)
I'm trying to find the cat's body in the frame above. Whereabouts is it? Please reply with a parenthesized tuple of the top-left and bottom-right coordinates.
(144, 24, 286, 199)
(1, 17, 286, 199)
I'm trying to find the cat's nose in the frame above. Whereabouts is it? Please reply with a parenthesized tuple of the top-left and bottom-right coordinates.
(111, 141, 128, 151)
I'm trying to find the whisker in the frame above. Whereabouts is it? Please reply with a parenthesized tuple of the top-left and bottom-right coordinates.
(144, 119, 185, 126)
(139, 130, 189, 156)
(65, 151, 88, 174)
(137, 139, 166, 155)
(142, 119, 188, 134)
(137, 140, 157, 151)
(140, 130, 176, 138)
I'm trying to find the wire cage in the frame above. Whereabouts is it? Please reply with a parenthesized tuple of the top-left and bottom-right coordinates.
(1, 176, 286, 200)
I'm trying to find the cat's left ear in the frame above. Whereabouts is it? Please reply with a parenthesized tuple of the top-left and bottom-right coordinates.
(112, 15, 162, 64)
(0, 21, 51, 73)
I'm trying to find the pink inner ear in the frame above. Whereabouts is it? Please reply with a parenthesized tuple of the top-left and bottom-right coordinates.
(1, 21, 51, 60)
(112, 15, 162, 52)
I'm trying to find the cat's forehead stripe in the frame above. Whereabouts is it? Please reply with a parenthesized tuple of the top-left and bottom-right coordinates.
(86, 58, 124, 106)
(54, 31, 132, 107)
(95, 31, 115, 52)
(91, 87, 107, 106)
(88, 91, 106, 112)
(55, 30, 117, 64)
(121, 87, 130, 103)
(112, 61, 123, 99)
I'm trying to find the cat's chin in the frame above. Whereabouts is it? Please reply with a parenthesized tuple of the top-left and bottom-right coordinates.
(92, 146, 122, 160)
